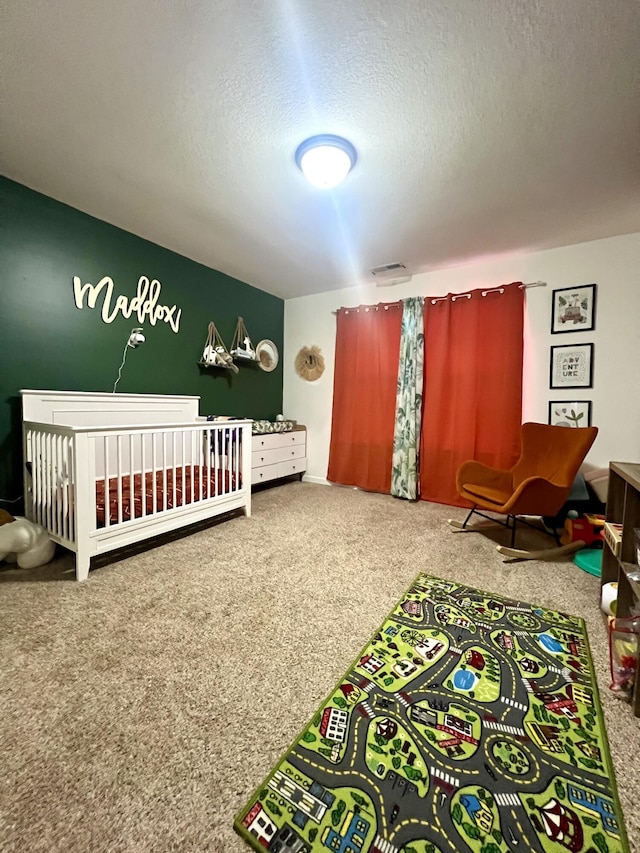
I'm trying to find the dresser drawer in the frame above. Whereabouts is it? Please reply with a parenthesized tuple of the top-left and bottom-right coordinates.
(251, 463, 280, 485)
(252, 430, 305, 452)
(252, 444, 305, 468)
(277, 458, 306, 478)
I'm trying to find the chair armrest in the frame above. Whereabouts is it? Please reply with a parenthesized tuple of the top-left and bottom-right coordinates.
(503, 476, 569, 516)
(456, 461, 512, 495)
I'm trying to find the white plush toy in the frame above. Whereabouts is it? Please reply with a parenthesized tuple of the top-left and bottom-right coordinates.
(0, 510, 55, 569)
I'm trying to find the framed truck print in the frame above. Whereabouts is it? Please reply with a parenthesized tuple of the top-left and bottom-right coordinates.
(550, 343, 594, 389)
(551, 283, 596, 333)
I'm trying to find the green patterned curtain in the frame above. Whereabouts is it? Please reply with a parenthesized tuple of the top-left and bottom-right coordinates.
(391, 297, 424, 499)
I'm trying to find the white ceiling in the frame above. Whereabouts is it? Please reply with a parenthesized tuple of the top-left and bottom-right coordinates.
(1, 0, 639, 300)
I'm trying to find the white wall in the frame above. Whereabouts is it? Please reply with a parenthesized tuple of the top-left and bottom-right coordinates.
(284, 233, 640, 484)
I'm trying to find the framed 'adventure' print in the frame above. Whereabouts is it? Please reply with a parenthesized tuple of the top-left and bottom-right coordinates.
(550, 343, 594, 389)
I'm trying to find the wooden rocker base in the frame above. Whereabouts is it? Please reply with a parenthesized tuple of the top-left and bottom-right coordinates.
(497, 540, 586, 562)
(448, 517, 586, 562)
(447, 518, 503, 532)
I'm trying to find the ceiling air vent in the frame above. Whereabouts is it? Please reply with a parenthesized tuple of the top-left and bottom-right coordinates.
(370, 262, 412, 286)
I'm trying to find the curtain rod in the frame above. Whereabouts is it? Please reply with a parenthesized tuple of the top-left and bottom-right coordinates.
(331, 281, 547, 313)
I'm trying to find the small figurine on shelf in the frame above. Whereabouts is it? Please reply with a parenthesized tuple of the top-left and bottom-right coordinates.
(200, 322, 239, 374)
(230, 317, 256, 361)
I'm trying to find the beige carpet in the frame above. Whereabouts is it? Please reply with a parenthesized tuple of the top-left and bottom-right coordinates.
(1, 482, 638, 853)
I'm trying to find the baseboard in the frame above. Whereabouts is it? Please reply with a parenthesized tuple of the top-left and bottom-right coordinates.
(302, 475, 331, 486)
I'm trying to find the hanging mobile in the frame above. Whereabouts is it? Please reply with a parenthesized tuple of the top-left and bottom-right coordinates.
(199, 322, 239, 374)
(229, 317, 256, 361)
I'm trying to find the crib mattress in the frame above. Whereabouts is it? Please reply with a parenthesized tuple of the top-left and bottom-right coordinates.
(96, 466, 238, 526)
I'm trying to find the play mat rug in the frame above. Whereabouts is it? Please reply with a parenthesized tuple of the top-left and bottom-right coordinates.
(234, 573, 630, 853)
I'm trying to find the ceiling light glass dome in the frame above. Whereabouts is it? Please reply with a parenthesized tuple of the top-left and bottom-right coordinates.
(295, 135, 357, 189)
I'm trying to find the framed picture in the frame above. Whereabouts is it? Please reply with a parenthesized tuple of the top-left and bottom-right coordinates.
(550, 343, 594, 389)
(548, 400, 592, 428)
(551, 283, 596, 333)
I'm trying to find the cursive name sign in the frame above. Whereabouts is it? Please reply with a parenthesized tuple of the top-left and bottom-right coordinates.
(73, 275, 182, 333)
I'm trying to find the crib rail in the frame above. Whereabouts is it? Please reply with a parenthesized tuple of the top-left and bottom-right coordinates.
(23, 419, 251, 547)
(23, 424, 77, 545)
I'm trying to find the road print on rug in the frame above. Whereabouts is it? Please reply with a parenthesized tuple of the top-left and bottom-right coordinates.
(234, 573, 630, 853)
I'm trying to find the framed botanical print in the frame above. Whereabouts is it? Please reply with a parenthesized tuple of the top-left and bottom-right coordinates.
(551, 283, 596, 333)
(548, 400, 592, 428)
(550, 343, 594, 389)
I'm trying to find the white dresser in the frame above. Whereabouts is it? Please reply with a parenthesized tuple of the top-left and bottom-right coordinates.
(251, 427, 306, 486)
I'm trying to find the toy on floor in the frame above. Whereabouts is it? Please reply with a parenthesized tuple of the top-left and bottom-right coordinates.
(0, 509, 56, 568)
(560, 510, 605, 548)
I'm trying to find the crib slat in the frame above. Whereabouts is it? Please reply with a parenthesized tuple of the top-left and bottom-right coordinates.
(224, 428, 230, 495)
(41, 431, 47, 529)
(40, 431, 45, 529)
(25, 428, 32, 522)
(215, 427, 220, 497)
(25, 428, 31, 521)
(55, 435, 64, 536)
(206, 429, 211, 501)
(52, 432, 58, 526)
(129, 433, 135, 522)
(117, 435, 123, 525)
(69, 434, 76, 542)
(62, 435, 69, 540)
(141, 432, 147, 519)
(41, 431, 48, 528)
(181, 430, 186, 509)
(32, 431, 39, 525)
(46, 432, 53, 531)
(51, 434, 57, 535)
(152, 431, 158, 515)
(39, 430, 45, 526)
(38, 430, 45, 526)
(234, 427, 239, 493)
(172, 432, 177, 509)
(189, 430, 195, 505)
(197, 430, 203, 504)
(55, 434, 62, 536)
(162, 432, 167, 513)
(103, 435, 110, 528)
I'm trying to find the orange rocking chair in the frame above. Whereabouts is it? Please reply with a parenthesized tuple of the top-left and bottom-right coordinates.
(448, 422, 598, 559)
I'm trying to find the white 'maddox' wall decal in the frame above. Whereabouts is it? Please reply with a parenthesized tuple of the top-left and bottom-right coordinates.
(73, 275, 182, 333)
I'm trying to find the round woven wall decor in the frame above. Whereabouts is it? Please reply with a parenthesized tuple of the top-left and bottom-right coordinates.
(295, 345, 325, 382)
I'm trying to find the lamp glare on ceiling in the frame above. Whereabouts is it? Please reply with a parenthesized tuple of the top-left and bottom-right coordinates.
(295, 135, 357, 189)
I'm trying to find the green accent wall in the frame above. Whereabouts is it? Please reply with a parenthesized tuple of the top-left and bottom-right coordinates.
(0, 176, 284, 506)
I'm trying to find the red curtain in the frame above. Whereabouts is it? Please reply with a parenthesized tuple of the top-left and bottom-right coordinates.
(327, 303, 402, 492)
(419, 283, 524, 506)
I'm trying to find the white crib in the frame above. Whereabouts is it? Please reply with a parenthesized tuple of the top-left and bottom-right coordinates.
(21, 390, 252, 581)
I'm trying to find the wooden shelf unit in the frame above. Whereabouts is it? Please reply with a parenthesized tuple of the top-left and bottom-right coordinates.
(601, 461, 640, 716)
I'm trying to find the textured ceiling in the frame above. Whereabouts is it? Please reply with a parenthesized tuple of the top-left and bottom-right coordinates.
(1, 0, 639, 299)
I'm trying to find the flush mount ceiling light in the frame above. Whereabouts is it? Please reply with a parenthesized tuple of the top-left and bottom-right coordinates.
(295, 134, 357, 189)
